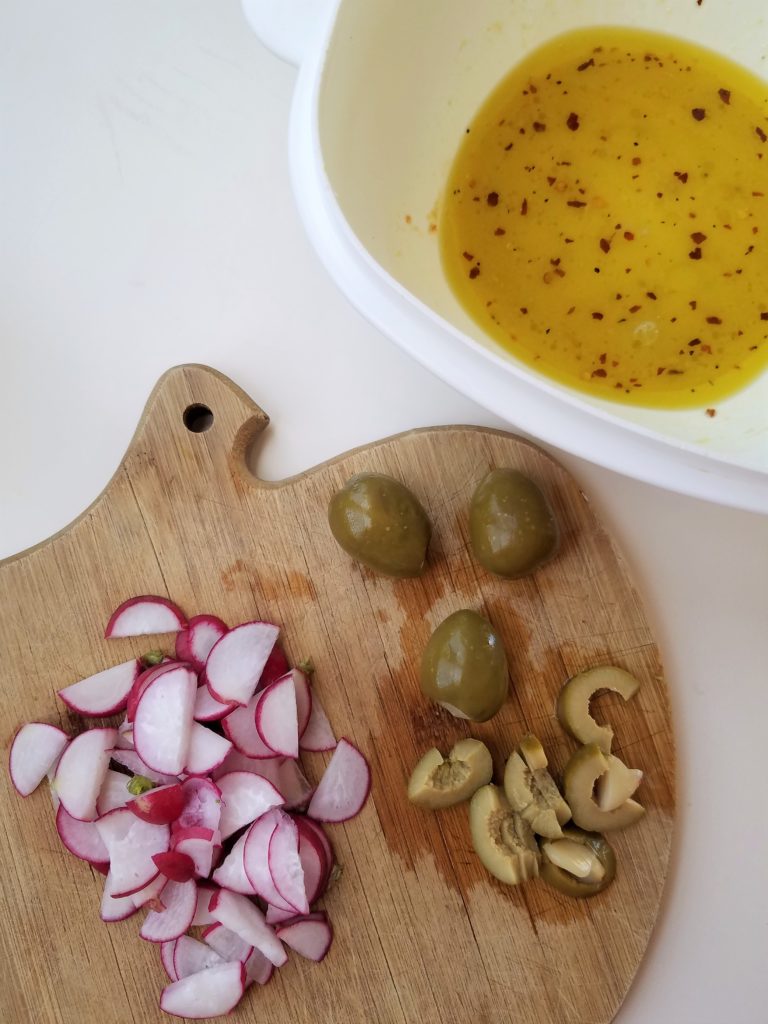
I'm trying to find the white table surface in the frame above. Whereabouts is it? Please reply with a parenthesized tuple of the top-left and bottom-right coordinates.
(1, 3, 766, 1022)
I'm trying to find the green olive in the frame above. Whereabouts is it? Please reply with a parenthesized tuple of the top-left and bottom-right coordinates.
(420, 609, 508, 722)
(540, 826, 616, 899)
(469, 468, 559, 578)
(328, 473, 431, 578)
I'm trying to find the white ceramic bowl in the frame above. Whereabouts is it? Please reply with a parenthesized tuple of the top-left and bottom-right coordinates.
(244, 0, 768, 512)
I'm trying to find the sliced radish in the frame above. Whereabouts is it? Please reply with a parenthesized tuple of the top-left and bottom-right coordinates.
(184, 723, 232, 776)
(221, 696, 277, 759)
(192, 882, 218, 926)
(205, 621, 280, 707)
(100, 870, 139, 923)
(193, 685, 235, 723)
(161, 940, 178, 982)
(131, 872, 167, 911)
(242, 810, 295, 912)
(55, 805, 109, 865)
(294, 818, 330, 903)
(173, 935, 225, 979)
(140, 878, 197, 942)
(114, 719, 134, 750)
(268, 815, 309, 915)
(254, 674, 299, 758)
(306, 738, 370, 823)
(276, 912, 333, 962)
(109, 748, 178, 786)
(57, 658, 140, 717)
(127, 782, 185, 825)
(202, 922, 253, 964)
(133, 665, 196, 775)
(153, 849, 196, 883)
(300, 692, 337, 752)
(297, 817, 335, 881)
(176, 615, 228, 673)
(9, 723, 69, 797)
(160, 960, 245, 1019)
(127, 661, 182, 723)
(174, 776, 222, 833)
(211, 829, 256, 896)
(208, 887, 287, 967)
(216, 771, 284, 841)
(95, 807, 170, 897)
(265, 903, 296, 926)
(214, 752, 314, 810)
(289, 670, 313, 736)
(175, 831, 216, 879)
(105, 595, 187, 638)
(257, 643, 290, 691)
(245, 948, 274, 986)
(54, 727, 117, 821)
(97, 769, 132, 815)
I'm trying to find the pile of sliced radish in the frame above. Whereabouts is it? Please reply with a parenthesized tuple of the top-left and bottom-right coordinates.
(8, 594, 370, 1019)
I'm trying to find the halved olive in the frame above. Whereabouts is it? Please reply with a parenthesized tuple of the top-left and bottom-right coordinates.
(563, 743, 644, 832)
(595, 753, 643, 812)
(420, 609, 508, 722)
(328, 473, 431, 578)
(408, 738, 493, 810)
(557, 665, 641, 754)
(469, 784, 540, 885)
(469, 468, 559, 578)
(503, 734, 571, 839)
(540, 826, 616, 898)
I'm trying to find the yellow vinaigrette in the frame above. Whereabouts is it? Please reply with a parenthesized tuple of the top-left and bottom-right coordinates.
(440, 28, 768, 408)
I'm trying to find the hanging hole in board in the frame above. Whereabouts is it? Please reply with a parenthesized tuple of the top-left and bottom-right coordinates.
(183, 404, 214, 433)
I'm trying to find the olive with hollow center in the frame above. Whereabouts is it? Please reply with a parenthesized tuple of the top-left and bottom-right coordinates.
(420, 609, 508, 722)
(327, 473, 431, 578)
(469, 468, 559, 578)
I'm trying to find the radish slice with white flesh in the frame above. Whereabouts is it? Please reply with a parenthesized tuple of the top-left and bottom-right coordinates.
(96, 807, 170, 897)
(300, 692, 337, 753)
(192, 883, 218, 926)
(202, 922, 253, 964)
(184, 722, 232, 776)
(133, 665, 196, 775)
(268, 815, 309, 915)
(127, 661, 182, 723)
(127, 782, 186, 826)
(216, 771, 284, 841)
(174, 776, 222, 833)
(245, 948, 274, 986)
(109, 748, 178, 786)
(289, 670, 312, 736)
(208, 887, 287, 967)
(257, 643, 290, 691)
(100, 870, 139, 923)
(153, 849, 197, 883)
(132, 872, 167, 911)
(140, 878, 197, 942)
(173, 935, 225, 979)
(176, 614, 228, 673)
(254, 674, 299, 758)
(194, 685, 235, 723)
(55, 805, 110, 865)
(276, 912, 333, 962)
(265, 903, 296, 926)
(294, 818, 330, 903)
(9, 723, 69, 797)
(160, 960, 246, 1020)
(297, 816, 335, 886)
(221, 696, 277, 759)
(205, 621, 280, 707)
(105, 595, 187, 639)
(173, 827, 217, 879)
(213, 752, 314, 810)
(242, 810, 295, 912)
(211, 830, 256, 896)
(57, 658, 140, 717)
(54, 727, 117, 821)
(97, 769, 132, 815)
(161, 940, 178, 981)
(306, 738, 371, 822)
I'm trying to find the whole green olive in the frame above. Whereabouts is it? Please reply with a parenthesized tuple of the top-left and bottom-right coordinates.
(328, 473, 431, 578)
(469, 468, 559, 578)
(420, 609, 508, 722)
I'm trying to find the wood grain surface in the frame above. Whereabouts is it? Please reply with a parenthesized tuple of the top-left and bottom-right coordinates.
(0, 365, 674, 1024)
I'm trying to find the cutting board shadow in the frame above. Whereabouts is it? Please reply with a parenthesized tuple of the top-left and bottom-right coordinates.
(0, 364, 674, 1024)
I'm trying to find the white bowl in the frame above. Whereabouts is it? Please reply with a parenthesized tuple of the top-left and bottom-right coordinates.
(244, 0, 768, 512)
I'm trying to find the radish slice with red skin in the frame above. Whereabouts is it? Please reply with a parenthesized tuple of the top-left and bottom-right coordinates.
(55, 805, 110, 865)
(211, 830, 257, 896)
(242, 810, 295, 912)
(105, 595, 187, 639)
(192, 883, 218, 926)
(276, 912, 333, 962)
(160, 960, 246, 1019)
(221, 696, 277, 759)
(193, 685, 235, 723)
(213, 752, 314, 810)
(153, 849, 197, 883)
(202, 922, 253, 964)
(134, 665, 197, 775)
(256, 644, 290, 691)
(175, 615, 228, 673)
(306, 738, 371, 823)
(54, 727, 117, 821)
(96, 807, 170, 897)
(208, 887, 287, 967)
(300, 692, 337, 753)
(254, 675, 299, 758)
(97, 770, 132, 816)
(161, 940, 178, 981)
(296, 816, 335, 887)
(57, 658, 141, 717)
(216, 771, 284, 841)
(173, 777, 222, 833)
(285, 670, 312, 736)
(173, 935, 225, 979)
(268, 815, 309, 915)
(126, 661, 184, 723)
(265, 903, 296, 926)
(109, 748, 178, 786)
(184, 723, 232, 776)
(127, 783, 185, 826)
(132, 872, 167, 911)
(245, 949, 274, 986)
(294, 818, 330, 904)
(140, 878, 197, 942)
(9, 723, 69, 797)
(205, 621, 280, 707)
(100, 870, 139, 923)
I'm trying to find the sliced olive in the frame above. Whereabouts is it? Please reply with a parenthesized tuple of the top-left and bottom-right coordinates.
(408, 738, 493, 810)
(503, 734, 571, 839)
(595, 754, 643, 812)
(469, 784, 540, 885)
(420, 609, 508, 722)
(469, 468, 559, 578)
(563, 743, 645, 832)
(328, 473, 431, 578)
(540, 826, 616, 899)
(557, 665, 641, 754)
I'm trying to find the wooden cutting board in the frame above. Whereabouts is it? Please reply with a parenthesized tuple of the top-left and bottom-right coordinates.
(0, 364, 674, 1024)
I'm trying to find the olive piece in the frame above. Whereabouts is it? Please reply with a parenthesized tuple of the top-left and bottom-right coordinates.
(469, 468, 559, 578)
(540, 826, 616, 899)
(328, 473, 431, 578)
(469, 784, 540, 885)
(557, 665, 641, 754)
(407, 738, 493, 810)
(562, 743, 645, 832)
(420, 609, 508, 722)
(503, 734, 571, 839)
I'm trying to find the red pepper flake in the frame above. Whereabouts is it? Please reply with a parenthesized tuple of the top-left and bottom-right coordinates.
(629, 304, 642, 313)
(674, 170, 689, 183)
(706, 316, 722, 324)
(718, 88, 731, 104)
(566, 112, 580, 131)
(404, 214, 412, 224)
(632, 157, 642, 166)
(688, 337, 701, 346)
(533, 122, 546, 132)
(701, 343, 713, 354)
(624, 230, 635, 241)
(756, 126, 767, 143)
(657, 367, 666, 375)
(691, 108, 706, 121)
(592, 312, 604, 320)
(577, 58, 595, 71)
(547, 176, 556, 186)
(462, 251, 474, 261)
(690, 231, 707, 243)
(689, 300, 698, 309)
(760, 312, 768, 320)
(752, 191, 765, 197)
(504, 142, 514, 151)
(646, 291, 657, 300)
(520, 307, 528, 314)
(705, 408, 717, 417)
(568, 200, 587, 208)
(521, 197, 528, 215)
(599, 238, 611, 253)
(599, 353, 607, 364)
(550, 257, 561, 266)
(591, 368, 607, 377)
(494, 227, 506, 236)
(689, 247, 703, 260)
(469, 267, 480, 279)
(487, 192, 499, 206)
(567, 306, 576, 315)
